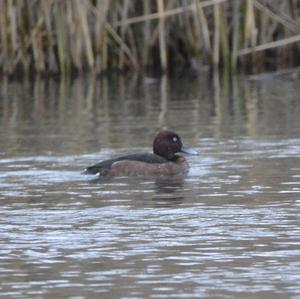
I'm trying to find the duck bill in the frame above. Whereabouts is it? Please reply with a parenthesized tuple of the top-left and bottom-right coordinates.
(180, 144, 198, 155)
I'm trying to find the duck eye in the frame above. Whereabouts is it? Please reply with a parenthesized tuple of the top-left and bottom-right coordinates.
(172, 136, 178, 142)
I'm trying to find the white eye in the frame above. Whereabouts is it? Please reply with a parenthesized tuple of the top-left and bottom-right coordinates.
(172, 136, 178, 142)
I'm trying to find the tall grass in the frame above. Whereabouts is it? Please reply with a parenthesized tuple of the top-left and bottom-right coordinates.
(0, 0, 300, 76)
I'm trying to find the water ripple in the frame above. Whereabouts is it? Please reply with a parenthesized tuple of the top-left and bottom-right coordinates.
(0, 138, 300, 298)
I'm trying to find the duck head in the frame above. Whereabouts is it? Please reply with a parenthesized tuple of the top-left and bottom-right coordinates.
(153, 131, 198, 161)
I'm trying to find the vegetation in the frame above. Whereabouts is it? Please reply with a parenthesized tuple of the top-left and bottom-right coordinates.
(0, 0, 300, 76)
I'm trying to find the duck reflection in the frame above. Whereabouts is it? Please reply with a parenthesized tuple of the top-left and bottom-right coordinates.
(87, 173, 186, 206)
(152, 174, 186, 206)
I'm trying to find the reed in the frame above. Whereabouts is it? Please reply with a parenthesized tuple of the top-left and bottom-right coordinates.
(0, 0, 300, 76)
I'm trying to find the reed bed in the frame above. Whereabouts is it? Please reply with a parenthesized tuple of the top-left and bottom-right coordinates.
(0, 0, 300, 76)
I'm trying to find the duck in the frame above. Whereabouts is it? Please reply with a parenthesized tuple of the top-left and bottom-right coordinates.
(82, 130, 197, 176)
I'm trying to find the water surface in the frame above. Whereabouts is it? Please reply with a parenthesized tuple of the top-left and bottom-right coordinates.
(0, 73, 300, 298)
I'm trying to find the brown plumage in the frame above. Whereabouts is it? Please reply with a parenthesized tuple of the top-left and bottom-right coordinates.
(83, 131, 197, 177)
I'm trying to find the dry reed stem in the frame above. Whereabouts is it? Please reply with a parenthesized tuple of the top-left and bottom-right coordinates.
(213, 3, 220, 68)
(95, 0, 109, 73)
(142, 0, 151, 66)
(77, 0, 94, 69)
(219, 3, 229, 70)
(195, 0, 211, 53)
(244, 0, 257, 48)
(254, 0, 300, 34)
(0, 0, 300, 75)
(238, 34, 300, 56)
(0, 0, 9, 73)
(119, 0, 130, 70)
(231, 0, 240, 72)
(113, 0, 227, 27)
(157, 0, 167, 71)
(89, 2, 138, 70)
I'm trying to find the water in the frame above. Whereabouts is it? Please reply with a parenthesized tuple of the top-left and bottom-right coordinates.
(0, 73, 300, 298)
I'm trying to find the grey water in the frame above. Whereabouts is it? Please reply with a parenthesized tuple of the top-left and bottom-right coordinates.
(0, 72, 300, 298)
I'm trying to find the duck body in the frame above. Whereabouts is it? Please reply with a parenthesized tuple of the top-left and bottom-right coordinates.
(83, 131, 197, 177)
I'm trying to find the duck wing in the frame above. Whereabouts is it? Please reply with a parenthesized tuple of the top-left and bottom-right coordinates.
(83, 153, 167, 175)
